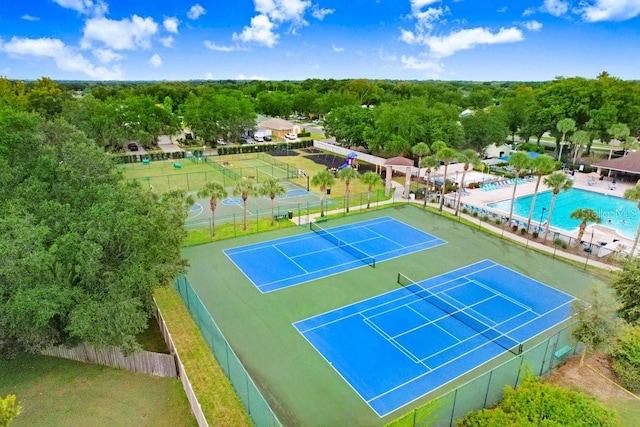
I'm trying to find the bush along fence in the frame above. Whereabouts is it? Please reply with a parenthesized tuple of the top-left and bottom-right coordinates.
(216, 140, 314, 156)
(174, 275, 282, 427)
(386, 324, 577, 427)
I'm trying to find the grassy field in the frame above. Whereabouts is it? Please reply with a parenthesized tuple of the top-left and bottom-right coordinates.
(180, 204, 609, 426)
(0, 354, 196, 427)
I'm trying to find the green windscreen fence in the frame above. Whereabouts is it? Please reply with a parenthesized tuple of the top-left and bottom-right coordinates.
(389, 322, 576, 427)
(174, 276, 282, 427)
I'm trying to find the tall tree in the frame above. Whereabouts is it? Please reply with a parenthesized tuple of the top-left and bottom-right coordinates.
(420, 156, 440, 207)
(556, 118, 577, 160)
(505, 152, 531, 229)
(454, 149, 481, 216)
(610, 257, 640, 324)
(259, 178, 286, 225)
(359, 171, 383, 209)
(232, 179, 257, 231)
(623, 182, 640, 256)
(570, 129, 591, 164)
(311, 169, 335, 218)
(572, 285, 621, 366)
(433, 142, 458, 212)
(197, 182, 228, 237)
(569, 208, 602, 252)
(27, 77, 66, 120)
(607, 123, 630, 160)
(525, 155, 558, 233)
(411, 142, 431, 177)
(338, 166, 360, 213)
(542, 172, 574, 243)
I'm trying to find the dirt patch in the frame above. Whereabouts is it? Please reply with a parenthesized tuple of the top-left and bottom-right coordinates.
(546, 352, 636, 402)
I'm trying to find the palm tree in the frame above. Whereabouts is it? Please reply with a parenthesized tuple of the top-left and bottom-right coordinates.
(433, 141, 457, 212)
(525, 155, 557, 233)
(259, 178, 286, 226)
(359, 171, 383, 209)
(569, 208, 602, 252)
(412, 142, 431, 178)
(556, 118, 576, 161)
(454, 149, 481, 216)
(505, 152, 531, 229)
(311, 169, 335, 217)
(542, 172, 574, 243)
(623, 183, 640, 256)
(570, 130, 591, 165)
(607, 123, 630, 160)
(233, 178, 257, 231)
(338, 166, 360, 213)
(197, 182, 228, 237)
(420, 156, 440, 207)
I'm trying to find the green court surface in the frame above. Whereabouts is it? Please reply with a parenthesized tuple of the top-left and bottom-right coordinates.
(181, 205, 605, 426)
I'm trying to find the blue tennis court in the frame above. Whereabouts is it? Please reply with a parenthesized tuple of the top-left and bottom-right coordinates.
(293, 260, 575, 417)
(224, 217, 447, 293)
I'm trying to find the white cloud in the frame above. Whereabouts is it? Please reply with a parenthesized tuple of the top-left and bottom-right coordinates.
(232, 14, 279, 47)
(522, 7, 536, 16)
(204, 41, 241, 52)
(187, 4, 206, 20)
(311, 6, 334, 20)
(0, 36, 122, 79)
(523, 20, 543, 31)
(21, 14, 40, 21)
(332, 44, 344, 52)
(149, 53, 162, 68)
(82, 15, 158, 50)
(204, 72, 214, 79)
(53, 0, 108, 16)
(255, 0, 311, 24)
(424, 27, 524, 58)
(401, 55, 443, 73)
(576, 0, 640, 22)
(163, 17, 180, 34)
(410, 0, 440, 14)
(497, 6, 508, 13)
(236, 73, 266, 80)
(541, 0, 569, 17)
(159, 36, 174, 48)
(92, 47, 123, 63)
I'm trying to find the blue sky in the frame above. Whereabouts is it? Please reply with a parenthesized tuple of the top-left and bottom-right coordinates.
(0, 0, 639, 81)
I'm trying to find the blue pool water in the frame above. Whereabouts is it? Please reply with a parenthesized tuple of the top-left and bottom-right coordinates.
(488, 188, 639, 238)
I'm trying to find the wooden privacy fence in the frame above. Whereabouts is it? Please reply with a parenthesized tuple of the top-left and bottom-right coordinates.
(40, 342, 178, 378)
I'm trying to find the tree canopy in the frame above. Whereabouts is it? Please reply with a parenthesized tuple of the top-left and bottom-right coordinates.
(0, 109, 188, 356)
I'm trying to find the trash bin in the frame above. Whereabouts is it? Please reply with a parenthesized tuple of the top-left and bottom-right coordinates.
(326, 189, 331, 195)
(288, 211, 293, 219)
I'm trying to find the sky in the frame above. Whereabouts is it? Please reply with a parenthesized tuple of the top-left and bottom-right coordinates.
(0, 0, 639, 82)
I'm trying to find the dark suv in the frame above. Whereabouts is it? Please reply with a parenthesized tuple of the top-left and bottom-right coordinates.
(127, 143, 139, 151)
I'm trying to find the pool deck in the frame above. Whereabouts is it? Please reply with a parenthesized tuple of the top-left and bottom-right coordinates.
(435, 164, 638, 258)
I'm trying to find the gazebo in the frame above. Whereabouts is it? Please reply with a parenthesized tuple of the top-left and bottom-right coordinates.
(384, 156, 415, 197)
(591, 151, 640, 182)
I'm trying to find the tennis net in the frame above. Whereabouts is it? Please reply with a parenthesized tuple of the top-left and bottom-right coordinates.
(310, 222, 375, 268)
(397, 273, 522, 355)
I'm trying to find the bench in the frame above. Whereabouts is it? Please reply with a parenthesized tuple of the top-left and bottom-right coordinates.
(315, 217, 329, 224)
(274, 213, 289, 221)
(554, 345, 573, 360)
(173, 163, 182, 169)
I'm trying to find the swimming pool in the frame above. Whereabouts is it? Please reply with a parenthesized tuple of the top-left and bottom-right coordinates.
(487, 188, 639, 238)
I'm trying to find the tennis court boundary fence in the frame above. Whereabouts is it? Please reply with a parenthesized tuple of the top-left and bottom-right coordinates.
(387, 321, 577, 427)
(174, 276, 283, 427)
(397, 272, 522, 356)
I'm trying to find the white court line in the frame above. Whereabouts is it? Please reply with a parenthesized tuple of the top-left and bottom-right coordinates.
(361, 315, 430, 369)
(272, 245, 309, 274)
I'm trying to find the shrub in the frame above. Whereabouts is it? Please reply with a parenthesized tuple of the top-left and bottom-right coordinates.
(462, 207, 468, 214)
(532, 231, 539, 239)
(472, 211, 478, 217)
(611, 325, 640, 392)
(512, 225, 518, 232)
(495, 219, 501, 225)
(520, 228, 527, 235)
(482, 215, 489, 222)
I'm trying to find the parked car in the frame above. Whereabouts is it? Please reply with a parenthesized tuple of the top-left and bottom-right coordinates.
(245, 140, 256, 145)
(254, 136, 264, 142)
(264, 135, 272, 141)
(216, 139, 227, 145)
(127, 142, 139, 151)
(285, 133, 297, 140)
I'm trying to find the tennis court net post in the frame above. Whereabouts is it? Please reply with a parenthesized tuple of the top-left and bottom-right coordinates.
(310, 222, 375, 268)
(397, 273, 523, 356)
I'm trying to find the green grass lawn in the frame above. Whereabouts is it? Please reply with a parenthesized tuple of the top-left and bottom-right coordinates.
(0, 354, 197, 427)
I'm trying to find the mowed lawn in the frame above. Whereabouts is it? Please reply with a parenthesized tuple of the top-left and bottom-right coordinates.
(0, 354, 197, 427)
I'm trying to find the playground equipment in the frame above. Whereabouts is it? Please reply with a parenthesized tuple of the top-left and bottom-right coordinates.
(338, 152, 358, 170)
